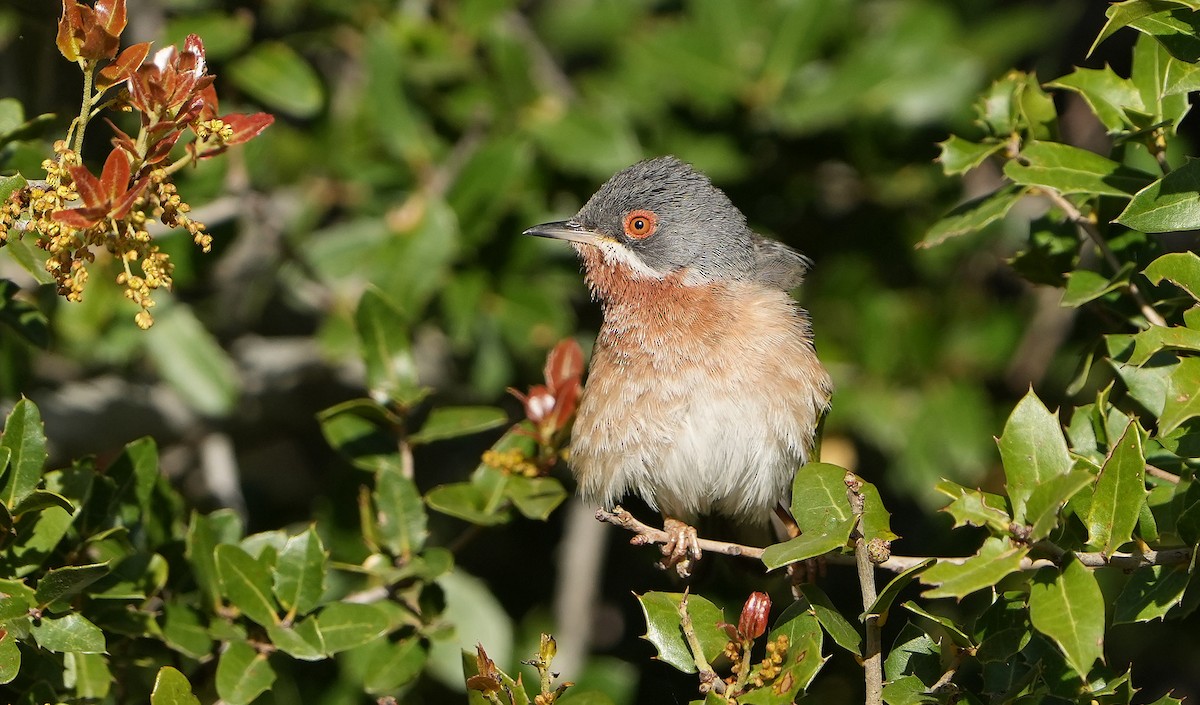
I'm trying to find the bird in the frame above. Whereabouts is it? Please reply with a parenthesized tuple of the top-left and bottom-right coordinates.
(524, 156, 832, 576)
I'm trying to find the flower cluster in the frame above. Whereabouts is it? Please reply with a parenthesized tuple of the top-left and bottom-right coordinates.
(0, 0, 272, 328)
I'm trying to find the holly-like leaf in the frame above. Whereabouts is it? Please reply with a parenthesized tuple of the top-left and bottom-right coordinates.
(267, 617, 326, 661)
(902, 601, 975, 649)
(1024, 469, 1095, 542)
(1113, 565, 1190, 623)
(998, 390, 1073, 523)
(216, 544, 280, 626)
(1086, 421, 1148, 555)
(1118, 158, 1200, 233)
(1144, 251, 1200, 301)
(216, 640, 276, 705)
(1029, 557, 1106, 677)
(1159, 357, 1200, 435)
(0, 630, 18, 685)
(936, 481, 1011, 533)
(738, 603, 826, 703)
(361, 637, 427, 694)
(761, 525, 851, 570)
(869, 559, 935, 623)
(636, 592, 726, 674)
(1127, 325, 1200, 365)
(1, 398, 48, 510)
(920, 184, 1027, 248)
(921, 537, 1029, 599)
(273, 526, 326, 617)
(318, 398, 401, 473)
(936, 136, 1004, 176)
(409, 406, 508, 444)
(34, 562, 110, 608)
(425, 481, 512, 526)
(1049, 66, 1144, 133)
(799, 583, 861, 656)
(1004, 141, 1155, 197)
(150, 666, 201, 705)
(1091, 0, 1186, 56)
(1129, 5, 1200, 62)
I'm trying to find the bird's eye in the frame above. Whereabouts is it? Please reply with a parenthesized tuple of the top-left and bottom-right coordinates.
(623, 209, 658, 240)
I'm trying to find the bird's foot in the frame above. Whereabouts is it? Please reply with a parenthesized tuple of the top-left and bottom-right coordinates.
(659, 517, 703, 578)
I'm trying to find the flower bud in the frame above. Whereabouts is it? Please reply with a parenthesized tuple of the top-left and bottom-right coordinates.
(737, 591, 771, 640)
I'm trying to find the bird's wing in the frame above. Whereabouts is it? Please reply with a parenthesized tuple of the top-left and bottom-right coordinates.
(750, 235, 810, 290)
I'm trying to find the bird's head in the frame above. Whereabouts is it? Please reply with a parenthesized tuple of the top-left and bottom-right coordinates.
(524, 156, 759, 284)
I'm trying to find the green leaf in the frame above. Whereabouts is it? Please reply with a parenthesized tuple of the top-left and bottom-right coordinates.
(145, 304, 239, 417)
(799, 583, 861, 656)
(409, 406, 509, 444)
(1061, 263, 1136, 308)
(1127, 324, 1200, 365)
(267, 617, 326, 661)
(737, 603, 825, 703)
(1113, 565, 1190, 623)
(1129, 6, 1200, 62)
(228, 42, 324, 118)
(1160, 357, 1200, 434)
(425, 481, 512, 526)
(0, 279, 49, 348)
(362, 637, 427, 693)
(64, 652, 111, 698)
(374, 464, 427, 557)
(921, 537, 1029, 599)
(1086, 421, 1148, 555)
(216, 544, 280, 626)
(273, 526, 326, 617)
(10, 490, 74, 518)
(30, 613, 106, 654)
(1, 398, 48, 510)
(1024, 469, 1096, 542)
(884, 622, 941, 683)
(636, 592, 726, 674)
(1144, 251, 1200, 301)
(151, 666, 201, 705)
(1118, 158, 1200, 232)
(1004, 141, 1155, 197)
(860, 479, 899, 542)
(1049, 67, 1144, 133)
(317, 398, 401, 473)
(506, 476, 568, 521)
(901, 601, 975, 648)
(935, 481, 1011, 533)
(869, 559, 935, 622)
(162, 601, 212, 659)
(355, 286, 425, 407)
(34, 562, 110, 608)
(216, 640, 276, 705)
(998, 390, 1073, 523)
(936, 136, 1003, 176)
(0, 630, 18, 685)
(186, 509, 242, 612)
(761, 525, 851, 570)
(1091, 0, 1187, 55)
(317, 602, 390, 654)
(1028, 557, 1106, 677)
(790, 463, 854, 534)
(881, 674, 938, 705)
(920, 184, 1027, 248)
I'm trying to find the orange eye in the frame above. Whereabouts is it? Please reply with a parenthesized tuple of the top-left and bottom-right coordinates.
(623, 209, 658, 239)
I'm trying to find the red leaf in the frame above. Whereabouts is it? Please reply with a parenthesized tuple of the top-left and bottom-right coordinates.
(98, 149, 131, 204)
(104, 118, 138, 156)
(96, 41, 150, 91)
(77, 8, 121, 60)
(68, 163, 105, 211)
(544, 339, 584, 396)
(109, 175, 150, 220)
(52, 207, 105, 229)
(56, 0, 84, 62)
(222, 112, 274, 145)
(94, 0, 127, 40)
(143, 131, 181, 165)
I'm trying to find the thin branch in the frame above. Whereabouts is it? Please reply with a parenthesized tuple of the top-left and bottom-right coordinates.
(1147, 464, 1181, 484)
(846, 474, 883, 705)
(1039, 188, 1169, 328)
(596, 507, 765, 560)
(679, 591, 726, 695)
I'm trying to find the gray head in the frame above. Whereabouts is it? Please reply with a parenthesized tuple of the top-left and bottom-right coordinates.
(525, 157, 766, 283)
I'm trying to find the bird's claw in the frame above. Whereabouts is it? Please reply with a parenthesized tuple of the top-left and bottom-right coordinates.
(659, 518, 702, 578)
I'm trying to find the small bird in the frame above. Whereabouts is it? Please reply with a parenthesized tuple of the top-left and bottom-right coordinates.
(525, 156, 832, 576)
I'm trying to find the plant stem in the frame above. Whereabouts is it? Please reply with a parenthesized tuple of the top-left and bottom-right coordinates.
(678, 591, 725, 695)
(846, 474, 883, 705)
(71, 60, 97, 156)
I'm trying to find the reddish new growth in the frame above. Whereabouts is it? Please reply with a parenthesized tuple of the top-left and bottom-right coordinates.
(0, 0, 273, 328)
(484, 339, 584, 478)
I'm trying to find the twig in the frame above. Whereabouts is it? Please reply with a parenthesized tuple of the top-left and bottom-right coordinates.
(1146, 464, 1181, 484)
(595, 507, 765, 560)
(846, 474, 883, 705)
(679, 591, 726, 695)
(552, 499, 609, 679)
(1039, 188, 1168, 328)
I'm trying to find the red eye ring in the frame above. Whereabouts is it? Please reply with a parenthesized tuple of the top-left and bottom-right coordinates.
(623, 209, 657, 239)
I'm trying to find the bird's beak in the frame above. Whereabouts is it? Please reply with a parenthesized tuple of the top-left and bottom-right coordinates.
(523, 220, 605, 246)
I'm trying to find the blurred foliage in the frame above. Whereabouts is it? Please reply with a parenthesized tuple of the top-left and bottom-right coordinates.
(2, 0, 1199, 703)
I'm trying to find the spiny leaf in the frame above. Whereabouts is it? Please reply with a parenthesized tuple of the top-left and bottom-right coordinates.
(998, 390, 1073, 523)
(636, 592, 726, 674)
(921, 537, 1029, 599)
(1029, 557, 1106, 677)
(1086, 421, 1148, 555)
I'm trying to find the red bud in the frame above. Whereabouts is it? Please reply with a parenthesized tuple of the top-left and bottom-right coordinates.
(737, 591, 771, 640)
